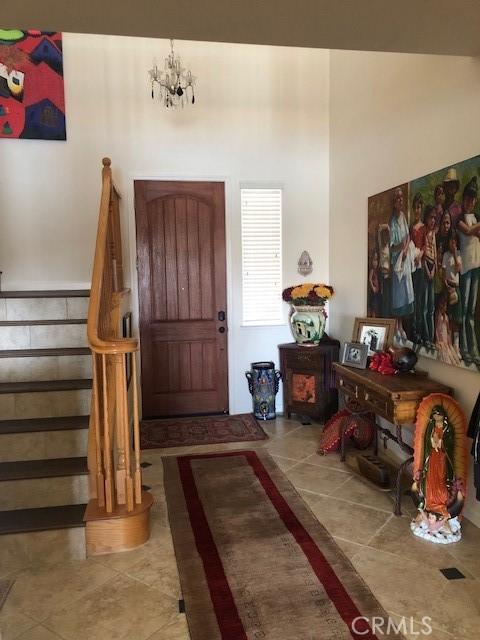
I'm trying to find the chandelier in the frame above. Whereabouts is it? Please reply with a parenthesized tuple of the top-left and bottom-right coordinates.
(148, 39, 196, 109)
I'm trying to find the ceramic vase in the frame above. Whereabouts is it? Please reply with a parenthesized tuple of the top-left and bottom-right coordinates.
(289, 305, 326, 345)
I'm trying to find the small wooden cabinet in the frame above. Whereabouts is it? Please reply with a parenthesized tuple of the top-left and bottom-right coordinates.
(279, 337, 340, 421)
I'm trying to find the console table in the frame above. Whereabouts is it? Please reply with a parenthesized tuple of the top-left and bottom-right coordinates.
(279, 337, 340, 422)
(333, 362, 452, 515)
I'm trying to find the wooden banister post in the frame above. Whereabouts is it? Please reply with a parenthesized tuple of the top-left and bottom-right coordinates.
(132, 354, 142, 504)
(102, 354, 114, 513)
(91, 354, 105, 507)
(114, 354, 127, 505)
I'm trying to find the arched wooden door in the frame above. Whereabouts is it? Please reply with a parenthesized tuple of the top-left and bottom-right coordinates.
(134, 180, 228, 418)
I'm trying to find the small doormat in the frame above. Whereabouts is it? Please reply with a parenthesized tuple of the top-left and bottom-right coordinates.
(140, 413, 267, 449)
(0, 578, 14, 611)
(163, 450, 405, 639)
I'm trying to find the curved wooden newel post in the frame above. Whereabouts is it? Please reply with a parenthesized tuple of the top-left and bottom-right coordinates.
(85, 158, 152, 556)
(84, 491, 153, 555)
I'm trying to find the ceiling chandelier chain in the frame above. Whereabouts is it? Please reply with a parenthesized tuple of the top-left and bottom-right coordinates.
(148, 39, 196, 109)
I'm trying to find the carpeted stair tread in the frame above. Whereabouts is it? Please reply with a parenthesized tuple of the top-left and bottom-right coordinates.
(0, 347, 91, 358)
(0, 319, 87, 327)
(0, 415, 89, 435)
(0, 504, 87, 535)
(0, 457, 88, 481)
(0, 379, 92, 394)
(0, 290, 90, 298)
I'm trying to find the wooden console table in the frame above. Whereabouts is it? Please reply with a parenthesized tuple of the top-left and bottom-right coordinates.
(333, 362, 452, 515)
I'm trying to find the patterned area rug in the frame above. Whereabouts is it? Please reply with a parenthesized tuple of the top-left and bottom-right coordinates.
(140, 413, 267, 449)
(163, 450, 405, 639)
(0, 578, 14, 611)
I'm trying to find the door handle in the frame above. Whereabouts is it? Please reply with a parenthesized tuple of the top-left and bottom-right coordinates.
(219, 326, 226, 333)
(218, 311, 226, 321)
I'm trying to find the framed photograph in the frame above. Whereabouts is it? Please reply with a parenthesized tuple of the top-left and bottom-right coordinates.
(122, 312, 132, 388)
(352, 317, 395, 356)
(341, 342, 369, 369)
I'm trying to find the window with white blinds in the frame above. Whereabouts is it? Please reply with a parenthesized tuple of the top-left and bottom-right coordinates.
(241, 188, 283, 325)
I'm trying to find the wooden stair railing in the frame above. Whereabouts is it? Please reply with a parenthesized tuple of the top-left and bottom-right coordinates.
(84, 158, 152, 555)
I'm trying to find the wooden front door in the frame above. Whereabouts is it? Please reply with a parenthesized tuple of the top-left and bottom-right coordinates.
(135, 180, 228, 418)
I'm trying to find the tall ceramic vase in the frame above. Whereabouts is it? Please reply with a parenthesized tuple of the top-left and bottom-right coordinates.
(289, 305, 326, 345)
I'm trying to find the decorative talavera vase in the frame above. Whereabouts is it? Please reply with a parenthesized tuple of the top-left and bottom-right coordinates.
(245, 362, 282, 420)
(289, 305, 326, 345)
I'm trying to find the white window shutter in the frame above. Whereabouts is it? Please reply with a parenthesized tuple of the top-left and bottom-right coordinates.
(241, 188, 283, 325)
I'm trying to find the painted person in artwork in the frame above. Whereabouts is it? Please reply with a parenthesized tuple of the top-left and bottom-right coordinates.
(410, 192, 425, 344)
(368, 249, 381, 317)
(456, 176, 480, 365)
(435, 210, 453, 309)
(389, 188, 414, 342)
(443, 168, 462, 229)
(442, 232, 462, 359)
(377, 225, 391, 317)
(421, 205, 437, 350)
(434, 292, 461, 366)
(433, 184, 446, 231)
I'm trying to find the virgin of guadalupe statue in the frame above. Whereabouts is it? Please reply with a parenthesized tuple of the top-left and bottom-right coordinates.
(411, 394, 467, 544)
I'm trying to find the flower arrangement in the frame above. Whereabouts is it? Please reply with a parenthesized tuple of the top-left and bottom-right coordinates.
(282, 283, 334, 306)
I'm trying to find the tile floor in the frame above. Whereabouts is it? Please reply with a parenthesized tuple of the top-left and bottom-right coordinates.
(1, 416, 480, 640)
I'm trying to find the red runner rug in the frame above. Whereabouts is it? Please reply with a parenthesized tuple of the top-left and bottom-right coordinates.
(163, 450, 405, 639)
(141, 413, 267, 449)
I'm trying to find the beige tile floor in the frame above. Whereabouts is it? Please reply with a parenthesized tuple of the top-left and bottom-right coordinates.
(2, 416, 480, 640)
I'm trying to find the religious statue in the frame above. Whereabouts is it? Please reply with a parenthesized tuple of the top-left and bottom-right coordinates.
(411, 394, 467, 544)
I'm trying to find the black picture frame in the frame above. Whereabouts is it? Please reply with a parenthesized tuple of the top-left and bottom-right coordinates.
(341, 341, 368, 369)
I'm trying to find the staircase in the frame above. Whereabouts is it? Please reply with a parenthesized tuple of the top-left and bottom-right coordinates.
(0, 289, 91, 554)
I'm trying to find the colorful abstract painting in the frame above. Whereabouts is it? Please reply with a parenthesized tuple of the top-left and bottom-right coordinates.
(367, 154, 480, 371)
(0, 29, 66, 140)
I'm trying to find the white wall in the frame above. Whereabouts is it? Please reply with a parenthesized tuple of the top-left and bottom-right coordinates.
(329, 50, 480, 525)
(0, 34, 330, 414)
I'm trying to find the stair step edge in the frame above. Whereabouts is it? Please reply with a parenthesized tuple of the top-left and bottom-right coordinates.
(0, 456, 88, 481)
(0, 503, 87, 535)
(0, 347, 91, 358)
(0, 319, 87, 327)
(0, 379, 93, 394)
(0, 290, 90, 299)
(0, 416, 90, 434)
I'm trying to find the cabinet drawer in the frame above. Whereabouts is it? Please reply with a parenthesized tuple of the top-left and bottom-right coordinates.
(363, 388, 390, 418)
(337, 376, 359, 399)
(285, 351, 320, 368)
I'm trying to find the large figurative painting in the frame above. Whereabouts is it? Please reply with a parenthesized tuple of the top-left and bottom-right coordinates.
(0, 29, 66, 140)
(368, 155, 480, 370)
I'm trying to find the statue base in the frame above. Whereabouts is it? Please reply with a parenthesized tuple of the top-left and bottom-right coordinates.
(410, 514, 462, 544)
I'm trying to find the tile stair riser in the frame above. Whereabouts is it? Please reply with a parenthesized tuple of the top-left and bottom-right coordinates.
(1, 297, 89, 322)
(0, 527, 86, 574)
(0, 474, 89, 510)
(0, 389, 91, 420)
(0, 324, 87, 350)
(1, 355, 92, 383)
(0, 429, 88, 463)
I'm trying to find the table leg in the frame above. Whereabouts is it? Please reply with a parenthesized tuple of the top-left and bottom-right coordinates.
(373, 421, 379, 456)
(394, 455, 414, 516)
(340, 416, 349, 462)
